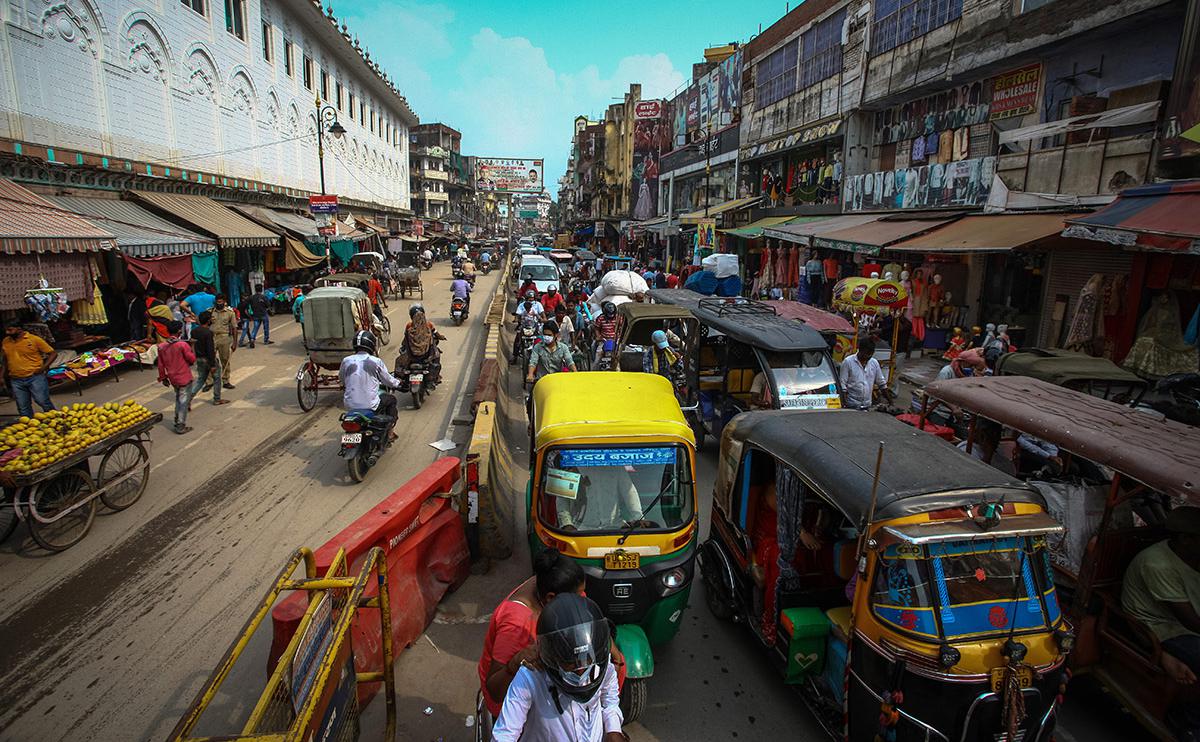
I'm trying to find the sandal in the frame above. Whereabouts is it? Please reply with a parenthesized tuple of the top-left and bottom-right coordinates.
(214, 399, 231, 405)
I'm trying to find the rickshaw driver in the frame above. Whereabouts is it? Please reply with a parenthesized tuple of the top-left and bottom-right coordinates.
(340, 330, 403, 440)
(556, 463, 646, 532)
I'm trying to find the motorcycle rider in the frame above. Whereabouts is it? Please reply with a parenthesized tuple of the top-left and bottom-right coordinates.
(340, 330, 402, 440)
(511, 292, 545, 363)
(518, 273, 539, 298)
(540, 285, 564, 315)
(526, 320, 577, 384)
(480, 249, 492, 272)
(591, 301, 619, 367)
(397, 304, 446, 387)
(451, 272, 473, 313)
(491, 593, 626, 742)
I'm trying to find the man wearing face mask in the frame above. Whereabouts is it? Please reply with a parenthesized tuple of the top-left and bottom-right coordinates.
(527, 320, 576, 384)
(203, 294, 238, 391)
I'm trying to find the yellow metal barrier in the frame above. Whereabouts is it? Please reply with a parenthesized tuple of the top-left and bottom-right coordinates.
(168, 547, 396, 742)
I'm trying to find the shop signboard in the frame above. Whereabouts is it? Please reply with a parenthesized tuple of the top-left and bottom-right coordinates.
(308, 194, 338, 214)
(595, 221, 606, 238)
(843, 156, 996, 212)
(475, 158, 544, 193)
(519, 210, 538, 219)
(696, 218, 716, 250)
(634, 100, 662, 120)
(990, 64, 1042, 121)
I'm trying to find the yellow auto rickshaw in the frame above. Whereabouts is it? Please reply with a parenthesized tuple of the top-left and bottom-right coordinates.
(527, 371, 698, 722)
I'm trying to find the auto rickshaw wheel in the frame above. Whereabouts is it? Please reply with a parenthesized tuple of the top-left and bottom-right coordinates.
(619, 677, 648, 723)
(701, 562, 735, 621)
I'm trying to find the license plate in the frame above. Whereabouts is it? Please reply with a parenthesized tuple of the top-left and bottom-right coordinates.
(989, 665, 1033, 693)
(341, 433, 362, 444)
(780, 394, 837, 409)
(604, 550, 640, 570)
(410, 374, 423, 383)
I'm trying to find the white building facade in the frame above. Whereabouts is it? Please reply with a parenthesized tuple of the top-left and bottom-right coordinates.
(0, 0, 414, 211)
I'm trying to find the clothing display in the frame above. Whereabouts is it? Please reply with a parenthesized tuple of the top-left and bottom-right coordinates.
(1123, 292, 1199, 378)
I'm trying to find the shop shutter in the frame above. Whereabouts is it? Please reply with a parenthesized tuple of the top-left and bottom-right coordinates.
(1038, 247, 1132, 347)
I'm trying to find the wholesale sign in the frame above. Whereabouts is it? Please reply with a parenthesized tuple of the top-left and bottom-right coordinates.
(990, 64, 1042, 121)
(475, 158, 544, 193)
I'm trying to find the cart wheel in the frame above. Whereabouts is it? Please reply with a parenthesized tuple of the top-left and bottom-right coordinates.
(98, 439, 150, 511)
(29, 469, 97, 552)
(620, 677, 648, 723)
(297, 365, 318, 411)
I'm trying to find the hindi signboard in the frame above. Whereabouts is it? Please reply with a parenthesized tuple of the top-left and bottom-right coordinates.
(308, 194, 339, 214)
(475, 158, 544, 193)
(990, 64, 1042, 121)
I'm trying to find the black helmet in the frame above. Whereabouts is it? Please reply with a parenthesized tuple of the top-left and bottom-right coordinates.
(353, 330, 377, 355)
(409, 303, 425, 318)
(536, 594, 610, 704)
(601, 301, 616, 317)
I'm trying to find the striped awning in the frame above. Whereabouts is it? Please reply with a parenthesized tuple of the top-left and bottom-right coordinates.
(0, 178, 116, 254)
(129, 191, 279, 249)
(47, 196, 214, 257)
(1063, 180, 1200, 253)
(231, 204, 320, 240)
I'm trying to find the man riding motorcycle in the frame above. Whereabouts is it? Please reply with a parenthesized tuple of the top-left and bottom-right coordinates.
(339, 330, 402, 439)
(540, 285, 564, 315)
(451, 274, 473, 311)
(518, 274, 538, 298)
(527, 319, 577, 384)
(512, 292, 545, 363)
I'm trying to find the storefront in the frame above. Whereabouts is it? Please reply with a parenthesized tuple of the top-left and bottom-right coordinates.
(739, 118, 844, 207)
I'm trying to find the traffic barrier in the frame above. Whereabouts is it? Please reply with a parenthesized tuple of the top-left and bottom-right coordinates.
(270, 457, 469, 707)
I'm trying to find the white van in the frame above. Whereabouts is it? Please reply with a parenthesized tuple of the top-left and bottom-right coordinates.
(514, 256, 561, 295)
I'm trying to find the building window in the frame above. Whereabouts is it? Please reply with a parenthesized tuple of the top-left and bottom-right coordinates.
(873, 0, 963, 55)
(181, 0, 205, 16)
(755, 39, 798, 108)
(336, 82, 343, 111)
(224, 0, 246, 40)
(348, 92, 355, 120)
(800, 10, 847, 89)
(1017, 0, 1055, 11)
(261, 22, 273, 63)
(371, 110, 376, 133)
(284, 40, 294, 77)
(320, 70, 330, 101)
(303, 55, 314, 91)
(360, 101, 366, 125)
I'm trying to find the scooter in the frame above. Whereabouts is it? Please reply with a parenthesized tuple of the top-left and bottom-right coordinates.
(402, 360, 432, 409)
(480, 262, 492, 276)
(419, 255, 433, 271)
(451, 295, 469, 326)
(338, 407, 394, 483)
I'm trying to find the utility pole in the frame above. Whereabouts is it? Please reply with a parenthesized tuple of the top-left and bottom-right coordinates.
(314, 95, 345, 271)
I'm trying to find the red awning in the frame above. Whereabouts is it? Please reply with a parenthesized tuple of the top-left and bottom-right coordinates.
(763, 300, 855, 333)
(0, 178, 116, 254)
(1062, 180, 1200, 253)
(125, 254, 195, 290)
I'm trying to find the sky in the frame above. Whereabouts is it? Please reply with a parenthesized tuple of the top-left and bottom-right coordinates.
(337, 0, 797, 195)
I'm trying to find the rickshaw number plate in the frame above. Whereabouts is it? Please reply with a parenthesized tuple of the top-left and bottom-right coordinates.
(605, 551, 640, 570)
(780, 395, 835, 409)
(341, 433, 362, 444)
(989, 666, 1033, 693)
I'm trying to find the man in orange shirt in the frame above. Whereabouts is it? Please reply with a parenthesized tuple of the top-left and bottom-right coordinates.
(367, 273, 387, 321)
(2, 320, 58, 418)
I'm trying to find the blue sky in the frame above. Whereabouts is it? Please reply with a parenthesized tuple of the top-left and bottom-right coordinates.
(337, 0, 795, 191)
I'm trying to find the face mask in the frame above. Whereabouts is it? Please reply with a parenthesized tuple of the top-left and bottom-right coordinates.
(561, 664, 599, 687)
(542, 334, 555, 344)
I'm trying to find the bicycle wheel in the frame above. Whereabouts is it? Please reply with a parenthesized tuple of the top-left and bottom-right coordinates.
(297, 364, 318, 411)
(98, 439, 150, 511)
(29, 469, 97, 552)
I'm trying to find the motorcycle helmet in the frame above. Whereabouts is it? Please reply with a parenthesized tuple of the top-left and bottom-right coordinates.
(601, 301, 616, 317)
(525, 290, 538, 301)
(536, 594, 611, 704)
(409, 303, 425, 318)
(547, 284, 558, 295)
(353, 330, 377, 355)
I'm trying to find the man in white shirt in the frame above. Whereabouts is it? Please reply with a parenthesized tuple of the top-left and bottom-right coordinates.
(838, 338, 891, 410)
(339, 331, 403, 437)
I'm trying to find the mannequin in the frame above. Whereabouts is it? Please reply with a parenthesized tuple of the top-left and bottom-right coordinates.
(969, 325, 984, 349)
(925, 273, 946, 325)
(993, 323, 1012, 353)
(983, 323, 997, 349)
(900, 270, 914, 323)
(910, 269, 928, 341)
(945, 327, 967, 360)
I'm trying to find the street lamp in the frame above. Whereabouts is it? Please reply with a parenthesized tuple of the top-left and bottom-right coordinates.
(315, 95, 345, 195)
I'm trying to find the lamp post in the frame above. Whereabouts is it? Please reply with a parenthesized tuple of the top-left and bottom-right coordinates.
(314, 95, 346, 269)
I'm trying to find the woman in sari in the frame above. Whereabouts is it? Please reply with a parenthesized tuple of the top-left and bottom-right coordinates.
(396, 305, 446, 385)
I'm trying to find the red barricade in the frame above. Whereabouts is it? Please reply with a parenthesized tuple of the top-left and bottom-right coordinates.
(270, 457, 470, 705)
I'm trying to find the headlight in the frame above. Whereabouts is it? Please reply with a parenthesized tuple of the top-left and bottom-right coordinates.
(938, 643, 961, 668)
(661, 567, 687, 590)
(1055, 627, 1076, 654)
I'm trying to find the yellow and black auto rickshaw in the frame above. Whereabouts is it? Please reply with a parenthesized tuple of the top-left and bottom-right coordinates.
(527, 371, 698, 722)
(699, 410, 1072, 741)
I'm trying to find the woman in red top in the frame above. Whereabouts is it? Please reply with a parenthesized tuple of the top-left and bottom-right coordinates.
(478, 549, 586, 719)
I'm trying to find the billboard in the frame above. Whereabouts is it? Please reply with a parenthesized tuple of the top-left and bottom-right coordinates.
(1161, 18, 1200, 160)
(631, 100, 670, 220)
(670, 48, 743, 147)
(475, 158, 544, 193)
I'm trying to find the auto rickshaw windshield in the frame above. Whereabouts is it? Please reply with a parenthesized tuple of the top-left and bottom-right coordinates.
(870, 535, 1062, 641)
(762, 350, 838, 394)
(539, 444, 693, 535)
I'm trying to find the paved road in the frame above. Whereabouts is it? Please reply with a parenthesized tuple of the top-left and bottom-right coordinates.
(0, 264, 500, 742)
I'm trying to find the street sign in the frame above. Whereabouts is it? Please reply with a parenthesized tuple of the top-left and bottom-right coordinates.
(308, 194, 339, 214)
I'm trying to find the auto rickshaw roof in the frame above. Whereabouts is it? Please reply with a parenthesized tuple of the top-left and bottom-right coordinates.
(724, 410, 1040, 522)
(616, 302, 695, 321)
(994, 348, 1148, 388)
(306, 286, 367, 301)
(926, 376, 1200, 501)
(763, 300, 854, 334)
(532, 372, 694, 450)
(646, 288, 709, 312)
(693, 301, 828, 353)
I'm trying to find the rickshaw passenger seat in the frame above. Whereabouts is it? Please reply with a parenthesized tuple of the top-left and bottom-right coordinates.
(825, 606, 852, 641)
(727, 369, 754, 394)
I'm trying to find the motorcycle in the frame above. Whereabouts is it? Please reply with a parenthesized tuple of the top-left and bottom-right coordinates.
(419, 255, 433, 271)
(339, 407, 394, 483)
(452, 267, 465, 281)
(451, 295, 469, 326)
(480, 262, 492, 276)
(402, 360, 432, 409)
(592, 338, 616, 371)
(513, 325, 536, 368)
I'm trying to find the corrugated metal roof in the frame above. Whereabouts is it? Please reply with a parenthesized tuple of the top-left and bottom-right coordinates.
(230, 205, 319, 239)
(813, 215, 960, 255)
(47, 196, 214, 257)
(0, 178, 116, 254)
(129, 191, 279, 248)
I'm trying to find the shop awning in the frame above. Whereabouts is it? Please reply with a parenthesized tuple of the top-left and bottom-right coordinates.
(722, 215, 820, 238)
(763, 214, 881, 246)
(125, 253, 195, 289)
(889, 212, 1089, 253)
(0, 178, 116, 254)
(679, 196, 762, 224)
(231, 205, 320, 240)
(813, 214, 961, 255)
(130, 191, 279, 249)
(48, 196, 214, 257)
(1062, 180, 1200, 253)
(284, 236, 324, 269)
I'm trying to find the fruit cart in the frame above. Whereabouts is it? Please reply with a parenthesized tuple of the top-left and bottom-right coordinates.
(0, 403, 163, 552)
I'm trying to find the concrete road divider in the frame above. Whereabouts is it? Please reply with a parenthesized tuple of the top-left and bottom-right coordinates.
(270, 457, 470, 706)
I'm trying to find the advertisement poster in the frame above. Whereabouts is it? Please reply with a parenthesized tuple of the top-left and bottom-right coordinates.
(696, 218, 716, 250)
(686, 88, 700, 134)
(842, 156, 996, 212)
(631, 101, 669, 221)
(475, 158, 544, 193)
(717, 50, 743, 118)
(990, 64, 1042, 121)
(672, 97, 687, 147)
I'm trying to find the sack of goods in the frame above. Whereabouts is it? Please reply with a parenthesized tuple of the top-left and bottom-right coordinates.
(599, 270, 650, 298)
(586, 285, 633, 317)
(702, 253, 739, 279)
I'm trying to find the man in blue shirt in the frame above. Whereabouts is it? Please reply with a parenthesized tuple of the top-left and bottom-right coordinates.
(450, 275, 472, 310)
(181, 287, 216, 317)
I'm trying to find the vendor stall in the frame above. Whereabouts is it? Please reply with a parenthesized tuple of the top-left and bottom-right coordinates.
(831, 276, 909, 384)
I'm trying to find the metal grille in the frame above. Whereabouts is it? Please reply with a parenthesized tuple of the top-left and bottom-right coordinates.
(1037, 248, 1132, 348)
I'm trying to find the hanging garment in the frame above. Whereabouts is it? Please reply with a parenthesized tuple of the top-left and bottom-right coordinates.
(1123, 292, 1199, 378)
(1184, 303, 1199, 347)
(1063, 274, 1104, 354)
(71, 278, 109, 326)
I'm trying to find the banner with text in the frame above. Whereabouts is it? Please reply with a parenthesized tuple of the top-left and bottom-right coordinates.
(475, 158, 544, 193)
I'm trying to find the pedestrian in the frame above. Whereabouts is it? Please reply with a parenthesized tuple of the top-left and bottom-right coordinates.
(247, 288, 273, 348)
(236, 295, 254, 348)
(205, 294, 237, 391)
(367, 273, 387, 321)
(190, 311, 229, 407)
(293, 285, 310, 324)
(145, 290, 175, 342)
(156, 320, 196, 434)
(838, 337, 892, 410)
(1, 320, 57, 418)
